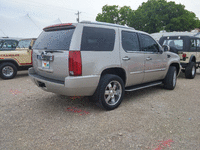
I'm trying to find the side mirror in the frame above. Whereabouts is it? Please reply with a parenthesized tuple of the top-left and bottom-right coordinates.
(162, 45, 170, 52)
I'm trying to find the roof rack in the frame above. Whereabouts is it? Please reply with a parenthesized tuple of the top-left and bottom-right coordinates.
(80, 21, 135, 30)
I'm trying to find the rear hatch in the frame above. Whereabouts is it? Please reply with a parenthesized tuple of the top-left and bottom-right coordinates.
(32, 23, 76, 81)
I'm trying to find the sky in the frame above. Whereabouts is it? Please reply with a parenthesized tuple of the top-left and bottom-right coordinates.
(1, 0, 200, 24)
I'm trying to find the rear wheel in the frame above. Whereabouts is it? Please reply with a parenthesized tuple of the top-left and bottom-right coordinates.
(0, 62, 17, 79)
(91, 74, 125, 110)
(163, 66, 177, 90)
(185, 62, 196, 79)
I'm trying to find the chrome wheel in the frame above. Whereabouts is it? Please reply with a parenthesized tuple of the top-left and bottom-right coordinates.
(173, 70, 177, 87)
(2, 66, 14, 77)
(192, 66, 195, 76)
(104, 81, 122, 106)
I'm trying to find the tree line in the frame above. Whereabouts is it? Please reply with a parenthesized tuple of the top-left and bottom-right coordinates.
(96, 0, 200, 33)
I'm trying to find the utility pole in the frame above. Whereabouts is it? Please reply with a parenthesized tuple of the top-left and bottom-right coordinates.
(75, 11, 81, 23)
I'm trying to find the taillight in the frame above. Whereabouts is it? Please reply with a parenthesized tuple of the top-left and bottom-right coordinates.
(182, 53, 186, 61)
(182, 53, 186, 58)
(69, 51, 82, 76)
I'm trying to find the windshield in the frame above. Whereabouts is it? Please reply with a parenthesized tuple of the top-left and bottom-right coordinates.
(17, 40, 31, 48)
(163, 39, 183, 50)
(0, 41, 3, 48)
(33, 29, 75, 50)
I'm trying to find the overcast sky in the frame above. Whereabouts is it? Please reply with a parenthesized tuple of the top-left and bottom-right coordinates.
(1, 0, 200, 23)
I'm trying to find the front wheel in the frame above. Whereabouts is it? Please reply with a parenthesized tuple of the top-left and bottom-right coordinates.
(185, 62, 196, 79)
(91, 74, 125, 110)
(0, 62, 17, 79)
(163, 66, 177, 90)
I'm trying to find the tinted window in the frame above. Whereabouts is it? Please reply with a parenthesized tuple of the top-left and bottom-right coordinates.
(190, 39, 197, 51)
(163, 39, 183, 50)
(17, 40, 31, 48)
(122, 31, 140, 51)
(140, 34, 159, 52)
(1, 40, 18, 49)
(0, 41, 3, 48)
(197, 39, 200, 51)
(33, 29, 74, 50)
(81, 27, 115, 51)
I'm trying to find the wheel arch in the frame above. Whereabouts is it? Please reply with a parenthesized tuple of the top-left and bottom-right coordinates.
(0, 59, 19, 69)
(189, 55, 196, 63)
(100, 67, 126, 85)
(170, 63, 180, 75)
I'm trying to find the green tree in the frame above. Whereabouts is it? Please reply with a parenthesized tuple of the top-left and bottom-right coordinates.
(96, 5, 134, 26)
(132, 0, 199, 33)
(96, 0, 200, 33)
(118, 6, 134, 26)
(96, 5, 120, 24)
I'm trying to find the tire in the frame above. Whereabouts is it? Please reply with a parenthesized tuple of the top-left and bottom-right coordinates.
(185, 62, 196, 79)
(91, 74, 125, 110)
(0, 62, 17, 79)
(163, 66, 177, 90)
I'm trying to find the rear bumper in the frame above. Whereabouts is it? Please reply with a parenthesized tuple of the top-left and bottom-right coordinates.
(28, 67, 100, 96)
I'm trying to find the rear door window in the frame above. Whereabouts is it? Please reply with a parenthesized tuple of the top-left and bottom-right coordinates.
(33, 29, 75, 50)
(81, 27, 115, 51)
(1, 40, 18, 50)
(122, 31, 140, 52)
(18, 40, 32, 48)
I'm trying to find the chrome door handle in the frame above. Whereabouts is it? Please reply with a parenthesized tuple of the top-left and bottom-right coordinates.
(146, 57, 152, 61)
(122, 57, 130, 61)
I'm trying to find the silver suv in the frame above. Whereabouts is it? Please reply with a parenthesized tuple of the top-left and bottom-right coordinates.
(29, 21, 180, 110)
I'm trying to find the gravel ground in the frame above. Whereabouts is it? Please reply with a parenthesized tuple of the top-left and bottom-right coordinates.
(1, 70, 200, 150)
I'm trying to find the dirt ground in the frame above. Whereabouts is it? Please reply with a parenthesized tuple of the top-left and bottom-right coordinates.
(1, 70, 200, 150)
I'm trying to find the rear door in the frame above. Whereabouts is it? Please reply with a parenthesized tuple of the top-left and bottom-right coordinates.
(120, 29, 145, 87)
(32, 27, 75, 81)
(139, 33, 167, 83)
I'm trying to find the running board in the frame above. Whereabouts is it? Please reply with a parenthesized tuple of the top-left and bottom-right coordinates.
(125, 81, 163, 92)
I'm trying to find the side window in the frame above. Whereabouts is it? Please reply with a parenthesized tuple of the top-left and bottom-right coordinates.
(140, 34, 159, 52)
(81, 27, 115, 51)
(2, 40, 18, 49)
(197, 39, 200, 51)
(190, 39, 197, 51)
(122, 31, 140, 52)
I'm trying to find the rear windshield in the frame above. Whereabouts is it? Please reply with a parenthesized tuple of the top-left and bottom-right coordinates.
(163, 39, 183, 50)
(33, 29, 75, 50)
(17, 40, 31, 48)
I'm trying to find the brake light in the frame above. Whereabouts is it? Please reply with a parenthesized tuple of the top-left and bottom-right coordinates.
(182, 53, 186, 61)
(182, 53, 186, 58)
(69, 51, 82, 76)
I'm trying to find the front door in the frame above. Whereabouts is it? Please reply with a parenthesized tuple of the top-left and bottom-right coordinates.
(139, 34, 167, 83)
(120, 29, 145, 87)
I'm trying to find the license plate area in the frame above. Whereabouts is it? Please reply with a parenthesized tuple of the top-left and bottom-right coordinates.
(42, 60, 50, 69)
(37, 55, 54, 61)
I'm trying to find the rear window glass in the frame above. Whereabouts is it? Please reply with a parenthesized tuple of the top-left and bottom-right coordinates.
(33, 29, 74, 50)
(122, 31, 140, 51)
(81, 27, 115, 51)
(163, 39, 183, 50)
(17, 40, 31, 48)
(0, 41, 3, 48)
